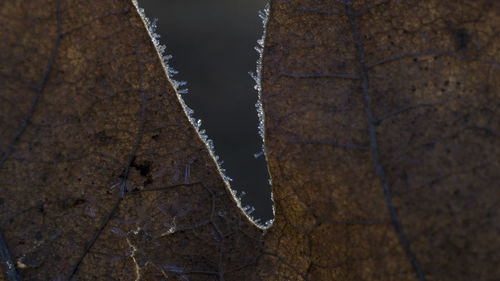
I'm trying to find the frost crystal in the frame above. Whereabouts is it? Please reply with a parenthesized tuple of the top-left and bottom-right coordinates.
(254, 151, 264, 159)
(251, 4, 275, 228)
(242, 205, 255, 215)
(132, 0, 189, 102)
(162, 264, 184, 273)
(253, 4, 270, 144)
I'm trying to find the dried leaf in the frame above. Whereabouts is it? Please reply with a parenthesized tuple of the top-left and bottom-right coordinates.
(0, 0, 499, 281)
(0, 1, 261, 280)
(260, 0, 500, 280)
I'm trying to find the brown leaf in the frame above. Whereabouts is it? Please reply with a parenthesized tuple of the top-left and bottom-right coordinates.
(0, 1, 261, 280)
(260, 0, 500, 280)
(1, 0, 499, 281)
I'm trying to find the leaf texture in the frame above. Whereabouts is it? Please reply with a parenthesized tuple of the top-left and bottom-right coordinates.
(0, 1, 262, 280)
(260, 0, 500, 280)
(0, 0, 499, 281)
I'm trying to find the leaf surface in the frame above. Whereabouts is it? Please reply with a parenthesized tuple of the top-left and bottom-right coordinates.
(260, 0, 500, 280)
(0, 0, 499, 281)
(0, 1, 261, 280)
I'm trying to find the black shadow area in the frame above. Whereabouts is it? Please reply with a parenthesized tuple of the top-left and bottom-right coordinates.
(137, 0, 272, 222)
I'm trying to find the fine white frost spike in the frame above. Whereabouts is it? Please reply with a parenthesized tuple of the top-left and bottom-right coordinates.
(254, 151, 264, 158)
(257, 38, 264, 48)
(172, 80, 187, 90)
(110, 227, 124, 236)
(163, 264, 184, 273)
(258, 9, 267, 20)
(184, 163, 190, 184)
(109, 182, 120, 190)
(177, 88, 188, 95)
(85, 205, 96, 218)
(161, 226, 176, 236)
(242, 205, 255, 215)
(249, 71, 258, 83)
(185, 106, 194, 116)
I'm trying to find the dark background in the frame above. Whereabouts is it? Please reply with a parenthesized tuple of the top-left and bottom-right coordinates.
(137, 0, 272, 222)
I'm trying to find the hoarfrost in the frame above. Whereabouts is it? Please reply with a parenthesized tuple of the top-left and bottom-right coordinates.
(242, 205, 255, 215)
(251, 3, 275, 228)
(253, 4, 270, 144)
(162, 264, 184, 273)
(254, 151, 264, 159)
(133, 0, 273, 229)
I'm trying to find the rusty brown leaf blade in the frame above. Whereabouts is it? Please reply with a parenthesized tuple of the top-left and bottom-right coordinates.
(0, 0, 262, 280)
(1, 0, 499, 280)
(260, 0, 499, 280)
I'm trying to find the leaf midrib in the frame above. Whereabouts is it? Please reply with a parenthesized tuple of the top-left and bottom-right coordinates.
(344, 1, 426, 280)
